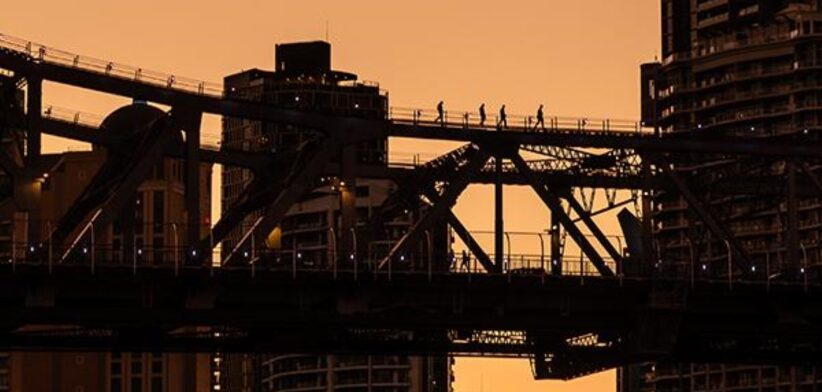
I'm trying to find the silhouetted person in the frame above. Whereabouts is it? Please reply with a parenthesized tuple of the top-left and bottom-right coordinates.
(498, 104, 508, 129)
(461, 250, 470, 271)
(435, 101, 445, 125)
(479, 103, 487, 127)
(535, 104, 545, 131)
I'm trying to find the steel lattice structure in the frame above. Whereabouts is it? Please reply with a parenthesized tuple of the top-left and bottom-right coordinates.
(2, 33, 822, 380)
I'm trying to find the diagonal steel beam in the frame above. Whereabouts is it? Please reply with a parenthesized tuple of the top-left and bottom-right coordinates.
(379, 149, 491, 269)
(656, 158, 752, 275)
(219, 137, 338, 265)
(446, 211, 496, 273)
(511, 154, 614, 277)
(800, 163, 822, 194)
(562, 192, 624, 266)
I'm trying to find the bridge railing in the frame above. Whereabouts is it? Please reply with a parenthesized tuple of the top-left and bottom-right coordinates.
(0, 33, 223, 97)
(41, 105, 103, 129)
(388, 106, 649, 135)
(6, 233, 822, 288)
(1, 32, 654, 139)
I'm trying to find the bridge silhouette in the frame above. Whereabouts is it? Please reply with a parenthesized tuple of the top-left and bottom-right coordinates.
(1, 32, 822, 380)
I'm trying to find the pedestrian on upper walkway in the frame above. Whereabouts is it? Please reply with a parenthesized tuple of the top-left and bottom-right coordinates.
(479, 103, 487, 127)
(498, 104, 508, 129)
(435, 101, 445, 126)
(535, 104, 545, 131)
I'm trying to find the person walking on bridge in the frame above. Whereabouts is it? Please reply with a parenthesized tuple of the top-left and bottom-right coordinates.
(535, 104, 545, 131)
(461, 250, 471, 272)
(479, 103, 487, 127)
(498, 104, 508, 129)
(435, 100, 445, 126)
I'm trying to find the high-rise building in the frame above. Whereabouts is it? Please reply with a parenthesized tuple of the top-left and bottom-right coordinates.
(217, 41, 452, 392)
(633, 1, 822, 391)
(0, 74, 212, 391)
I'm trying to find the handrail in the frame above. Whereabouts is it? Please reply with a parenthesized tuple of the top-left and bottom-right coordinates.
(0, 32, 650, 138)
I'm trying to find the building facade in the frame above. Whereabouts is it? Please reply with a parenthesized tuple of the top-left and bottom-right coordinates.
(632, 1, 822, 391)
(217, 41, 452, 392)
(0, 74, 212, 391)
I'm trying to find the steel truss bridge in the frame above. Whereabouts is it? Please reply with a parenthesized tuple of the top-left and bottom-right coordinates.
(2, 33, 822, 380)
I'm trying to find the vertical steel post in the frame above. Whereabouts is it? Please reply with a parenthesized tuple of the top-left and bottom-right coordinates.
(172, 223, 179, 276)
(185, 114, 202, 263)
(550, 215, 562, 275)
(495, 149, 504, 272)
(47, 221, 52, 273)
(537, 233, 545, 284)
(788, 161, 799, 272)
(724, 240, 732, 290)
(90, 221, 95, 275)
(27, 77, 43, 249)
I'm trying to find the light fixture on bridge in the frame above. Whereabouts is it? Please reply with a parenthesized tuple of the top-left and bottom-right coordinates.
(82, 247, 88, 254)
(701, 264, 707, 271)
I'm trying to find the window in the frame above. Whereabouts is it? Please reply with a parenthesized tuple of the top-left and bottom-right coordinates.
(131, 378, 142, 392)
(132, 360, 143, 374)
(153, 237, 164, 265)
(153, 191, 165, 230)
(110, 379, 122, 392)
(151, 377, 162, 392)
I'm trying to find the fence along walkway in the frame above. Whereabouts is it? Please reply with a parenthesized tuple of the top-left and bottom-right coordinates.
(0, 33, 649, 137)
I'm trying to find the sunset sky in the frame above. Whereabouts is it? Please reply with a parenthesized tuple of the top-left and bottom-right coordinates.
(0, 1, 660, 390)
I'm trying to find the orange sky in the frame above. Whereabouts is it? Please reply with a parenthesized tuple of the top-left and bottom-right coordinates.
(1, 1, 660, 390)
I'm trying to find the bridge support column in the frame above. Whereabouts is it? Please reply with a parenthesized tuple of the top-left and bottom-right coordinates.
(26, 76, 42, 248)
(26, 76, 41, 167)
(185, 113, 203, 259)
(495, 154, 504, 271)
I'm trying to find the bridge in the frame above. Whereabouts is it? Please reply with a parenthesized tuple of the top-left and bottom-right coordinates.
(1, 32, 822, 380)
